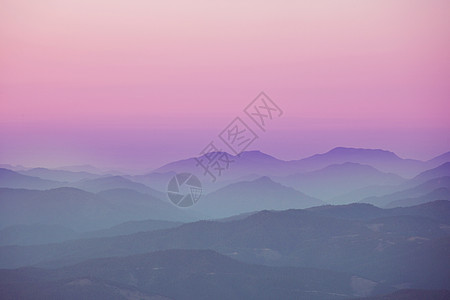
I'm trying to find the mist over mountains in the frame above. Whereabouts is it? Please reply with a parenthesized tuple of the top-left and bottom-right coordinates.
(0, 147, 449, 299)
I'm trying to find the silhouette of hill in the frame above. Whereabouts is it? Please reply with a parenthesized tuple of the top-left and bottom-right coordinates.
(289, 147, 425, 178)
(0, 201, 448, 291)
(405, 162, 450, 187)
(56, 164, 108, 174)
(128, 171, 176, 193)
(0, 187, 199, 231)
(1, 148, 449, 299)
(19, 167, 101, 182)
(277, 162, 405, 201)
(309, 200, 450, 224)
(74, 176, 164, 198)
(330, 185, 400, 205)
(0, 224, 77, 246)
(0, 219, 183, 246)
(0, 168, 64, 190)
(80, 219, 183, 239)
(0, 249, 393, 299)
(330, 162, 450, 205)
(307, 203, 386, 220)
(362, 176, 450, 207)
(153, 147, 439, 181)
(427, 151, 450, 166)
(153, 150, 297, 182)
(357, 289, 450, 300)
(197, 176, 323, 218)
(385, 187, 450, 208)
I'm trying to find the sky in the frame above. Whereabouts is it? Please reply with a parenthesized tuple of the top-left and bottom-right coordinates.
(1, 0, 449, 171)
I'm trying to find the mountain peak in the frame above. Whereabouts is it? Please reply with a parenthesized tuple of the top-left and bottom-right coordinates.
(238, 150, 278, 160)
(327, 147, 399, 158)
(321, 162, 378, 171)
(251, 176, 277, 184)
(428, 151, 450, 164)
(0, 168, 16, 174)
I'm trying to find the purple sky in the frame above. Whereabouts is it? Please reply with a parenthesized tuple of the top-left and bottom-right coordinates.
(1, 0, 449, 171)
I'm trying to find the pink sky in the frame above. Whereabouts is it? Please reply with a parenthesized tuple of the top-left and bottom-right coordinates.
(1, 0, 449, 170)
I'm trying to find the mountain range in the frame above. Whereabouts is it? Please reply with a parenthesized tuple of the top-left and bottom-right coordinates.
(274, 162, 405, 201)
(153, 147, 449, 180)
(0, 187, 199, 231)
(1, 201, 448, 291)
(0, 249, 395, 300)
(1, 147, 449, 299)
(195, 176, 324, 218)
(1, 147, 449, 227)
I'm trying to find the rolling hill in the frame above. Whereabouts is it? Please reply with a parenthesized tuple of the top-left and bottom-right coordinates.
(0, 201, 448, 291)
(361, 176, 450, 207)
(0, 249, 393, 300)
(0, 168, 64, 190)
(276, 162, 405, 201)
(19, 167, 101, 182)
(197, 176, 324, 218)
(0, 187, 199, 231)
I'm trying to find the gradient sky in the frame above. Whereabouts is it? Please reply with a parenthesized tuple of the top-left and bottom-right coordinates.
(1, 0, 449, 171)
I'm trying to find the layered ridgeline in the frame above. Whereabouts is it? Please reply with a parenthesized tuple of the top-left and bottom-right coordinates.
(0, 147, 449, 238)
(153, 147, 445, 179)
(0, 148, 449, 299)
(0, 249, 396, 300)
(0, 187, 199, 231)
(1, 148, 449, 225)
(0, 201, 448, 295)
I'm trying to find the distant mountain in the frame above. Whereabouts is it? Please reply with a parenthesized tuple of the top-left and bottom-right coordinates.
(330, 162, 450, 204)
(215, 211, 258, 222)
(128, 171, 176, 193)
(0, 219, 183, 246)
(308, 200, 450, 224)
(289, 147, 426, 178)
(276, 162, 405, 202)
(361, 176, 450, 207)
(224, 150, 298, 176)
(358, 289, 450, 300)
(80, 219, 183, 239)
(95, 188, 202, 222)
(385, 187, 450, 208)
(0, 274, 156, 300)
(405, 162, 450, 187)
(0, 164, 28, 171)
(56, 164, 108, 174)
(143, 148, 450, 205)
(196, 176, 324, 218)
(19, 168, 101, 182)
(151, 147, 441, 188)
(0, 249, 392, 300)
(0, 224, 77, 246)
(427, 151, 450, 166)
(330, 184, 400, 205)
(0, 187, 120, 231)
(74, 176, 165, 199)
(307, 203, 386, 220)
(389, 200, 450, 224)
(0, 187, 199, 231)
(0, 168, 64, 190)
(153, 151, 297, 183)
(129, 171, 261, 194)
(1, 201, 448, 292)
